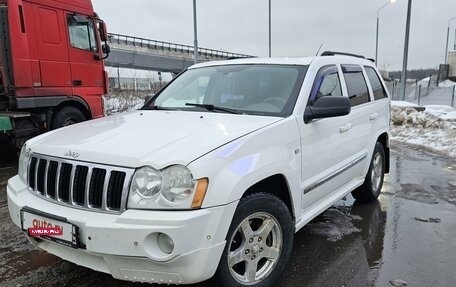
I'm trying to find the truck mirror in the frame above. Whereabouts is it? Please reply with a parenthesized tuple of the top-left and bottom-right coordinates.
(102, 44, 110, 54)
(99, 22, 108, 42)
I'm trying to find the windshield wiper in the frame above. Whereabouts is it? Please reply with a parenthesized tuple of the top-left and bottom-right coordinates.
(185, 103, 242, 114)
(142, 105, 172, 111)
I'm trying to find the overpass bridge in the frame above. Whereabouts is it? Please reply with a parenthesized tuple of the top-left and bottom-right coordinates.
(105, 33, 252, 74)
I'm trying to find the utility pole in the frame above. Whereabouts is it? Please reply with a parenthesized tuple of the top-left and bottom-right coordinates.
(193, 0, 198, 64)
(400, 0, 412, 101)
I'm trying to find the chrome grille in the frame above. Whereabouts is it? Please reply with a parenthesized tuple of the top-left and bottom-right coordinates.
(27, 154, 134, 213)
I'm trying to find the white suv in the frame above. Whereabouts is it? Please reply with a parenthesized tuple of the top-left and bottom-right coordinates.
(7, 52, 390, 287)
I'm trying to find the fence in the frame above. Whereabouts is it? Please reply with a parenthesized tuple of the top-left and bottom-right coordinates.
(385, 81, 456, 107)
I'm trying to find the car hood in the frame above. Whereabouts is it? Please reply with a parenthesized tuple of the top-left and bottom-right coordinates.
(29, 110, 282, 168)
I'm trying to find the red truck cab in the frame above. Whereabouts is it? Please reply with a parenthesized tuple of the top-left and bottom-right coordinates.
(0, 0, 109, 148)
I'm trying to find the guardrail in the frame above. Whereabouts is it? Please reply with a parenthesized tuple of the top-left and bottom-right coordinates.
(108, 33, 252, 59)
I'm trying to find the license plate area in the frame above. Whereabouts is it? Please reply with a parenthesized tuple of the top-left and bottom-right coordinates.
(20, 207, 79, 248)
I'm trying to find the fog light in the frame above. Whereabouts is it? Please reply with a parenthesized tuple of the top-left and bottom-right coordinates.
(157, 233, 174, 254)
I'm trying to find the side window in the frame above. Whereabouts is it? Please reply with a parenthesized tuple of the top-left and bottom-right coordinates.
(365, 66, 388, 100)
(342, 65, 370, 107)
(309, 65, 342, 105)
(67, 14, 97, 51)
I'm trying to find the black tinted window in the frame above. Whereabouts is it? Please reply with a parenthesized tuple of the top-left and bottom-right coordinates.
(342, 65, 370, 107)
(365, 66, 387, 100)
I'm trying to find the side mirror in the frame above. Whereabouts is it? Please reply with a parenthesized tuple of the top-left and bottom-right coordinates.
(102, 44, 111, 54)
(304, 96, 351, 123)
(99, 21, 108, 42)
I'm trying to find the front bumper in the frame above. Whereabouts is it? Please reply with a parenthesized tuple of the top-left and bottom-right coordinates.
(7, 175, 237, 284)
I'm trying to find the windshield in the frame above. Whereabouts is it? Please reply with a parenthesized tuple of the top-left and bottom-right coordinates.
(144, 64, 307, 116)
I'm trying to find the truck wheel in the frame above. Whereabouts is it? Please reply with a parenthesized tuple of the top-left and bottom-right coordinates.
(352, 142, 385, 202)
(213, 193, 293, 287)
(52, 106, 86, 129)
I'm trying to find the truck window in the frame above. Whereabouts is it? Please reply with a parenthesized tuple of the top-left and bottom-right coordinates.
(67, 14, 97, 51)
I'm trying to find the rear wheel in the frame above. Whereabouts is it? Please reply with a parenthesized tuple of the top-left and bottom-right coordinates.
(213, 193, 294, 287)
(52, 106, 86, 129)
(352, 142, 385, 202)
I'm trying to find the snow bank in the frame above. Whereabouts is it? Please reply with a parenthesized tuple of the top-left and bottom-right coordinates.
(438, 79, 456, 88)
(391, 101, 419, 108)
(391, 104, 456, 157)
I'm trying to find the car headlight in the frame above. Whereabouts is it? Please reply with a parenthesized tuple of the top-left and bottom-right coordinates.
(18, 144, 32, 183)
(127, 165, 208, 210)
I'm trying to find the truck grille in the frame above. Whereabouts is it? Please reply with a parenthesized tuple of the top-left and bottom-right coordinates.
(27, 154, 134, 213)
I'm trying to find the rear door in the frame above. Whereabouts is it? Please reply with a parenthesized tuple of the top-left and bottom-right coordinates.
(339, 64, 374, 178)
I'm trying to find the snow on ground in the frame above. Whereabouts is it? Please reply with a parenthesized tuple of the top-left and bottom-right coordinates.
(438, 79, 456, 88)
(391, 102, 456, 157)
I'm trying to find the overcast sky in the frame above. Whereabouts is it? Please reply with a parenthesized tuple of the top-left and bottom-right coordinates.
(92, 0, 456, 71)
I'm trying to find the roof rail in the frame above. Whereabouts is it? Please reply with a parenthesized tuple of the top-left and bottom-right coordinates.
(321, 51, 365, 59)
(226, 56, 257, 60)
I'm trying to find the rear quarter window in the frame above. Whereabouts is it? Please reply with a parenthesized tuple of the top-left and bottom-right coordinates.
(365, 66, 388, 100)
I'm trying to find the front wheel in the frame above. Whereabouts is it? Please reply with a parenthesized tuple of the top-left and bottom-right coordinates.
(352, 142, 385, 202)
(213, 193, 294, 287)
(51, 106, 86, 129)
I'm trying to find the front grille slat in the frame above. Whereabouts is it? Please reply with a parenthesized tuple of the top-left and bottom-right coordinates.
(43, 160, 49, 196)
(89, 168, 106, 208)
(84, 167, 93, 208)
(107, 171, 126, 210)
(73, 166, 88, 206)
(34, 158, 39, 192)
(46, 161, 58, 199)
(55, 162, 61, 200)
(68, 166, 76, 204)
(58, 163, 72, 202)
(27, 155, 132, 214)
(36, 159, 47, 194)
(28, 157, 38, 190)
(101, 170, 111, 210)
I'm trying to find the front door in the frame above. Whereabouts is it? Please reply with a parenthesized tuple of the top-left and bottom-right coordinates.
(66, 14, 104, 92)
(298, 65, 356, 210)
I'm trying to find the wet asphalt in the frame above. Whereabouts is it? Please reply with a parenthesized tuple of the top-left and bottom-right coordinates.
(0, 141, 455, 287)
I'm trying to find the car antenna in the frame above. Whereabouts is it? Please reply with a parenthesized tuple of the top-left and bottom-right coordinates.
(315, 44, 323, 56)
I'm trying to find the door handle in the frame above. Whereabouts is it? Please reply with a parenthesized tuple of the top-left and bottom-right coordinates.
(369, 113, 379, 121)
(339, 123, 352, 133)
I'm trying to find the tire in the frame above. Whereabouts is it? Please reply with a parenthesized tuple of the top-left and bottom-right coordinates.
(352, 142, 385, 202)
(213, 193, 294, 287)
(51, 106, 86, 129)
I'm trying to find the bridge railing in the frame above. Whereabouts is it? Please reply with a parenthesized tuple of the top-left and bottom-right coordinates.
(108, 33, 252, 60)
